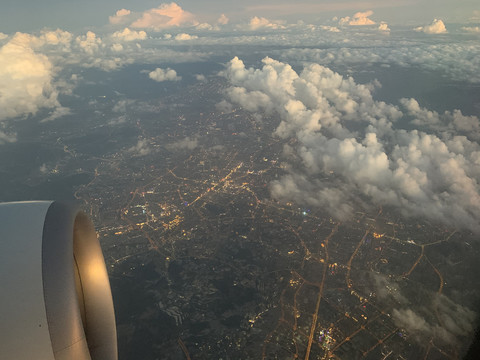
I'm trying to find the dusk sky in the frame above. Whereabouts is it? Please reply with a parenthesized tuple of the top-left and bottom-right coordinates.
(1, 0, 479, 32)
(1, 2, 480, 356)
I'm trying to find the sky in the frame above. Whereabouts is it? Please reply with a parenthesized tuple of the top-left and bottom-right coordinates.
(0, 1, 479, 231)
(1, 0, 479, 32)
(1, 1, 480, 351)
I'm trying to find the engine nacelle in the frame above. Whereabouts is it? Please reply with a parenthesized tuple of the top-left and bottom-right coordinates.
(0, 201, 117, 360)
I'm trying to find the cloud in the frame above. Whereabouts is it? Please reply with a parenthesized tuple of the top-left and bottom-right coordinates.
(39, 29, 72, 46)
(131, 2, 198, 30)
(148, 67, 181, 82)
(128, 139, 151, 156)
(112, 28, 147, 42)
(462, 26, 480, 33)
(0, 33, 60, 121)
(112, 99, 135, 113)
(167, 136, 198, 151)
(75, 31, 103, 55)
(222, 57, 480, 232)
(218, 14, 229, 25)
(111, 43, 123, 52)
(247, 16, 286, 31)
(276, 43, 480, 84)
(378, 22, 390, 32)
(320, 25, 340, 33)
(339, 10, 375, 26)
(41, 106, 70, 122)
(195, 74, 207, 82)
(400, 98, 480, 140)
(109, 9, 132, 25)
(195, 23, 219, 31)
(174, 33, 197, 41)
(414, 19, 447, 34)
(392, 295, 475, 346)
(0, 131, 17, 144)
(0, 33, 8, 41)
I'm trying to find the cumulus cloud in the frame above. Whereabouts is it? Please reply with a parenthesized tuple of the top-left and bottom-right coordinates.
(0, 33, 8, 41)
(339, 10, 376, 26)
(218, 14, 229, 25)
(414, 19, 447, 34)
(131, 2, 198, 30)
(222, 57, 480, 232)
(400, 98, 480, 140)
(0, 33, 60, 121)
(76, 31, 103, 55)
(111, 43, 123, 52)
(148, 67, 181, 82)
(248, 16, 286, 31)
(174, 33, 197, 41)
(195, 74, 207, 82)
(112, 28, 147, 41)
(39, 29, 72, 45)
(109, 9, 132, 25)
(128, 139, 151, 156)
(378, 22, 390, 32)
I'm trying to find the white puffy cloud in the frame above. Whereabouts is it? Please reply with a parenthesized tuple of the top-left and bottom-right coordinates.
(248, 16, 286, 31)
(339, 10, 376, 26)
(39, 29, 72, 45)
(75, 31, 102, 55)
(0, 33, 60, 121)
(0, 33, 8, 41)
(148, 67, 181, 82)
(174, 33, 197, 41)
(109, 9, 132, 25)
(195, 74, 206, 82)
(222, 57, 480, 232)
(378, 22, 390, 32)
(131, 2, 198, 30)
(218, 14, 229, 25)
(400, 98, 480, 141)
(112, 28, 147, 42)
(415, 19, 447, 34)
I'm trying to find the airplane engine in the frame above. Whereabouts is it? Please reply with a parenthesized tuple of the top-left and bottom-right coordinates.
(0, 201, 117, 360)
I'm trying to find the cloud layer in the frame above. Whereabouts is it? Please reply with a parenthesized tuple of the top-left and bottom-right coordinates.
(222, 57, 480, 232)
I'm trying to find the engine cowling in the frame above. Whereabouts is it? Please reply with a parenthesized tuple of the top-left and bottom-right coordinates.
(0, 201, 117, 360)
